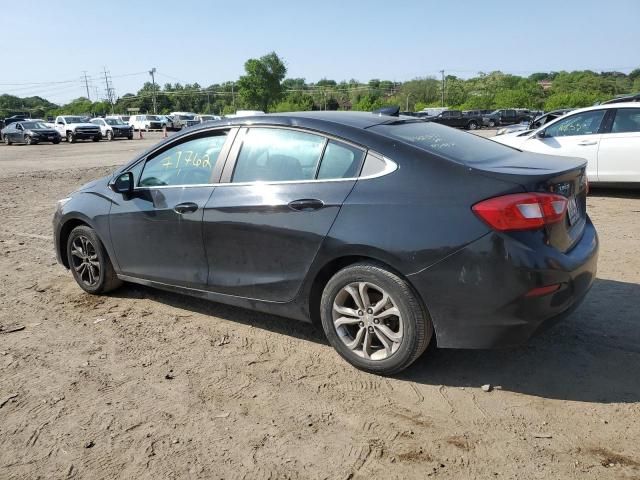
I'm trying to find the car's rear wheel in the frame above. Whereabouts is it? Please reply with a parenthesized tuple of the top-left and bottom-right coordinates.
(67, 225, 121, 294)
(467, 121, 478, 130)
(488, 120, 496, 128)
(320, 262, 433, 375)
(4, 135, 12, 145)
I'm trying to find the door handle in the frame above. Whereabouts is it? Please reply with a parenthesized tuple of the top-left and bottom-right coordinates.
(578, 140, 597, 146)
(288, 199, 324, 212)
(173, 202, 198, 214)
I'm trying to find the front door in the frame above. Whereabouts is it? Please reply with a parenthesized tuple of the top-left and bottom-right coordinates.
(521, 109, 607, 182)
(109, 129, 232, 287)
(203, 127, 366, 302)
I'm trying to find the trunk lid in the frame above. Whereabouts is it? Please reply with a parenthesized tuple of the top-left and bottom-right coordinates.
(471, 152, 588, 253)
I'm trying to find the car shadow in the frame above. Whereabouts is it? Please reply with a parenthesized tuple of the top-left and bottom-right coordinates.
(589, 187, 640, 199)
(399, 278, 640, 403)
(110, 278, 639, 403)
(108, 284, 329, 346)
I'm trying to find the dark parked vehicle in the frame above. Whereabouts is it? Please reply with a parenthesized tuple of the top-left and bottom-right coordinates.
(601, 93, 640, 104)
(495, 109, 573, 136)
(2, 121, 62, 145)
(483, 109, 532, 127)
(53, 112, 598, 375)
(428, 110, 482, 129)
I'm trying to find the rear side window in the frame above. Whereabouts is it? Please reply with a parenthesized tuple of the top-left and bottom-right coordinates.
(232, 128, 325, 182)
(138, 132, 228, 187)
(544, 110, 606, 137)
(317, 141, 365, 179)
(611, 108, 640, 133)
(370, 121, 517, 165)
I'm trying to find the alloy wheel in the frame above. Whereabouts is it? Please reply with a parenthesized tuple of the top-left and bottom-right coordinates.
(332, 282, 403, 360)
(70, 235, 100, 287)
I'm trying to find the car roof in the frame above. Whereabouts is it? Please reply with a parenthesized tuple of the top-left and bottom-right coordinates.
(219, 111, 398, 130)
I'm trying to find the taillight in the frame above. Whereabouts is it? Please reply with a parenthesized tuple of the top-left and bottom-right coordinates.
(472, 193, 568, 231)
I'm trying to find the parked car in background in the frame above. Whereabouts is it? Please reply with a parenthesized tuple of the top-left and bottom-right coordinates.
(3, 115, 27, 127)
(427, 109, 482, 129)
(158, 115, 179, 131)
(129, 115, 164, 131)
(2, 120, 61, 145)
(194, 114, 222, 123)
(91, 117, 134, 141)
(495, 109, 573, 136)
(417, 107, 448, 117)
(483, 109, 532, 127)
(106, 115, 131, 125)
(169, 112, 199, 129)
(492, 103, 640, 186)
(601, 93, 640, 104)
(53, 111, 597, 375)
(54, 116, 102, 143)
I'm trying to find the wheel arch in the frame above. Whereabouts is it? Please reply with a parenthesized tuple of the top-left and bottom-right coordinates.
(306, 254, 432, 337)
(57, 217, 93, 268)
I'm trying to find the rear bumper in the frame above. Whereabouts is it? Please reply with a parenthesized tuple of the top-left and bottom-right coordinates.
(408, 217, 599, 348)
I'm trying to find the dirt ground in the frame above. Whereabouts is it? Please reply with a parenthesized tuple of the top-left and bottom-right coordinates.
(1, 133, 639, 480)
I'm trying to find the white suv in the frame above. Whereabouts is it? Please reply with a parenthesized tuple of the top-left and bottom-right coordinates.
(492, 103, 640, 185)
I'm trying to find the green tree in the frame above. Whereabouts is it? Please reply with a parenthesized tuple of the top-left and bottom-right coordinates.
(237, 52, 287, 112)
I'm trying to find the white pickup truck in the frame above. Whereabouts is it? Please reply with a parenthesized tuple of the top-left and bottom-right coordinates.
(54, 116, 102, 143)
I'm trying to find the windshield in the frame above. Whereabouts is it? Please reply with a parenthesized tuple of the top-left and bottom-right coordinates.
(370, 121, 518, 165)
(21, 122, 48, 129)
(106, 119, 125, 125)
(178, 115, 194, 120)
(63, 116, 86, 123)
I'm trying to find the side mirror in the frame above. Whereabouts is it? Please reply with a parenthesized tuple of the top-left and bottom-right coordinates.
(535, 130, 546, 139)
(109, 172, 134, 194)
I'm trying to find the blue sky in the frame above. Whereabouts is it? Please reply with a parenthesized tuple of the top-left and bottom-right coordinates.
(2, 0, 638, 103)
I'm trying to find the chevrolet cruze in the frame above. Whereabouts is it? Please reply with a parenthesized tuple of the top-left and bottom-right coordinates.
(53, 112, 598, 375)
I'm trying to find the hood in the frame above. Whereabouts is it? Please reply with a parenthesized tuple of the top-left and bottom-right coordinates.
(27, 128, 59, 135)
(67, 122, 99, 128)
(490, 132, 530, 148)
(77, 176, 107, 192)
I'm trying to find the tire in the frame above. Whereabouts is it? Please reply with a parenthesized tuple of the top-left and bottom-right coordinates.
(488, 120, 496, 128)
(127, 135, 133, 140)
(67, 132, 75, 143)
(4, 135, 11, 145)
(53, 138, 61, 144)
(320, 262, 433, 375)
(67, 225, 121, 295)
(106, 130, 113, 141)
(467, 121, 478, 130)
(25, 135, 33, 145)
(92, 135, 100, 142)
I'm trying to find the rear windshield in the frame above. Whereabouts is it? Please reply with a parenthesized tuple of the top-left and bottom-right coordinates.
(370, 121, 518, 164)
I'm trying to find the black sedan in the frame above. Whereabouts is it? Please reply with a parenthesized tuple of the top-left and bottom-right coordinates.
(53, 112, 598, 375)
(3, 121, 61, 145)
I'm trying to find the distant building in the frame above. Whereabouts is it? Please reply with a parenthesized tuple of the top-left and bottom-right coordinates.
(538, 80, 553, 91)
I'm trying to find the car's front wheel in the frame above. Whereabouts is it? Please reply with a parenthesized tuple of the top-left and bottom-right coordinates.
(106, 130, 113, 141)
(467, 121, 478, 130)
(488, 120, 496, 128)
(67, 132, 75, 143)
(67, 225, 121, 294)
(25, 135, 34, 145)
(320, 262, 433, 375)
(4, 135, 12, 145)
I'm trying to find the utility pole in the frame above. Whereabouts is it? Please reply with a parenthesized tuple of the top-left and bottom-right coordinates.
(231, 82, 235, 109)
(440, 70, 445, 107)
(82, 71, 91, 100)
(149, 67, 157, 114)
(103, 67, 115, 111)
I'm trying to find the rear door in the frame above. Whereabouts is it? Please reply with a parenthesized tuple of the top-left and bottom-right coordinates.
(109, 128, 234, 287)
(202, 127, 366, 301)
(596, 107, 640, 183)
(519, 109, 607, 182)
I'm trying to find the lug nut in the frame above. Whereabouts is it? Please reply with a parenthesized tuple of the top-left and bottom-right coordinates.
(357, 310, 364, 316)
(368, 326, 374, 333)
(359, 321, 364, 327)
(367, 308, 373, 314)
(373, 318, 379, 324)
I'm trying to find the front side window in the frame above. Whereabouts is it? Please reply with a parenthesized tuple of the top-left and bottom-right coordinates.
(139, 132, 228, 187)
(232, 128, 325, 183)
(544, 110, 606, 137)
(317, 141, 365, 179)
(611, 108, 640, 133)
